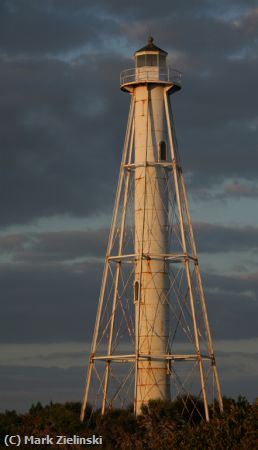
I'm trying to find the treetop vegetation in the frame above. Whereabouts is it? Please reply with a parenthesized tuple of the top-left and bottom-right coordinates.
(0, 396, 257, 449)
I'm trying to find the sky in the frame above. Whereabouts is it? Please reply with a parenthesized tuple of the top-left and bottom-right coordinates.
(0, 0, 258, 412)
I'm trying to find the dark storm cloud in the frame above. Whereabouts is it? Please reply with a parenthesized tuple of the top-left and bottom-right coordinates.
(204, 270, 258, 295)
(0, 259, 257, 344)
(220, 373, 257, 402)
(201, 271, 258, 340)
(0, 1, 258, 225)
(0, 0, 120, 57)
(83, 0, 258, 22)
(0, 54, 129, 226)
(0, 0, 257, 414)
(194, 222, 258, 253)
(0, 0, 257, 347)
(1, 0, 256, 58)
(222, 181, 258, 198)
(0, 365, 84, 412)
(205, 290, 258, 340)
(0, 222, 257, 265)
(1, 350, 258, 412)
(0, 229, 108, 262)
(0, 261, 102, 343)
(191, 181, 258, 200)
(172, 57, 258, 188)
(1, 359, 255, 413)
(202, 270, 258, 337)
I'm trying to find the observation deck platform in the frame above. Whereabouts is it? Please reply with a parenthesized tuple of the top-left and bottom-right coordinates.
(120, 66, 182, 92)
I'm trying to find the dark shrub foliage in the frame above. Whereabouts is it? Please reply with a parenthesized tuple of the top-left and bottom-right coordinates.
(0, 397, 257, 449)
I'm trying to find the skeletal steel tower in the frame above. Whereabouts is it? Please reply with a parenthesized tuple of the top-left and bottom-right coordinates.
(81, 37, 223, 422)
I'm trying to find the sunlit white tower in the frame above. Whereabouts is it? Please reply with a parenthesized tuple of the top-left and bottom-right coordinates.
(81, 37, 223, 422)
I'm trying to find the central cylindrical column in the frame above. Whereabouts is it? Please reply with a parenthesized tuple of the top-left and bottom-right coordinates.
(134, 84, 170, 414)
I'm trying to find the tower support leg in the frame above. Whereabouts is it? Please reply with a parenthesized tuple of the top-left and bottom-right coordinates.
(164, 89, 210, 422)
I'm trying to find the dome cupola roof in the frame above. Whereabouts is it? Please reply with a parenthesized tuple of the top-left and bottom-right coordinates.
(134, 36, 168, 55)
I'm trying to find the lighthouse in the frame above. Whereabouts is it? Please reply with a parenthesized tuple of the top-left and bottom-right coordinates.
(130, 37, 176, 413)
(81, 38, 223, 421)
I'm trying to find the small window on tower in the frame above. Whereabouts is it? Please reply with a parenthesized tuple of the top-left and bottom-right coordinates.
(134, 281, 139, 302)
(159, 54, 166, 67)
(146, 54, 158, 66)
(159, 141, 167, 161)
(137, 55, 145, 67)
